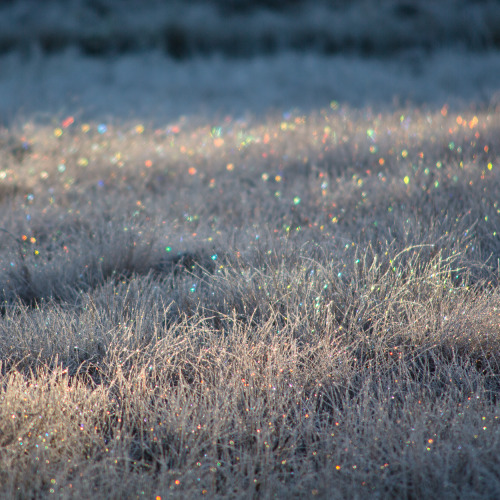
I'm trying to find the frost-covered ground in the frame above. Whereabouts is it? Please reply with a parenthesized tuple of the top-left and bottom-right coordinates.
(0, 0, 499, 124)
(1, 3, 500, 498)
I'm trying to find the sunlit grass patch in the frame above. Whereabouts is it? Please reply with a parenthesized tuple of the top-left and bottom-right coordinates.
(0, 105, 499, 498)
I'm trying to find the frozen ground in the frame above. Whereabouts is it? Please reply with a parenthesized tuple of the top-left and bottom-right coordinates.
(2, 48, 500, 126)
(0, 0, 500, 125)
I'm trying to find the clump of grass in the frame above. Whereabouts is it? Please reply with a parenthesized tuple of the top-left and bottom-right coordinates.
(0, 105, 499, 498)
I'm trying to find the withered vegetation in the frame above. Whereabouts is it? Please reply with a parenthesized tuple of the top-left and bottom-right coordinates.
(0, 106, 499, 498)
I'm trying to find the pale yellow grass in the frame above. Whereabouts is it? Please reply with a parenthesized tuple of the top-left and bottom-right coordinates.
(0, 105, 499, 499)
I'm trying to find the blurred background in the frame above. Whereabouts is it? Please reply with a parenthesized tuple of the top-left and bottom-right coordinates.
(1, 0, 500, 123)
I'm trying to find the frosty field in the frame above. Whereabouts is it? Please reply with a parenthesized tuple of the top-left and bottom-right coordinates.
(0, 104, 499, 498)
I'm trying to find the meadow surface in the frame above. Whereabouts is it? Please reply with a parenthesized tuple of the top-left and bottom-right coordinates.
(0, 105, 499, 498)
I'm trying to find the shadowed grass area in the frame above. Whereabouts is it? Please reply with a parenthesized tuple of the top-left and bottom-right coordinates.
(0, 105, 499, 499)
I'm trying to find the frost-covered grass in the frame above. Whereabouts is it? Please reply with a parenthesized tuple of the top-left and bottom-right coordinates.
(2, 0, 500, 57)
(3, 0, 500, 124)
(0, 105, 499, 499)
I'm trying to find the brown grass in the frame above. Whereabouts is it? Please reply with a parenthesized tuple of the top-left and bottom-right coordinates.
(0, 105, 499, 499)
